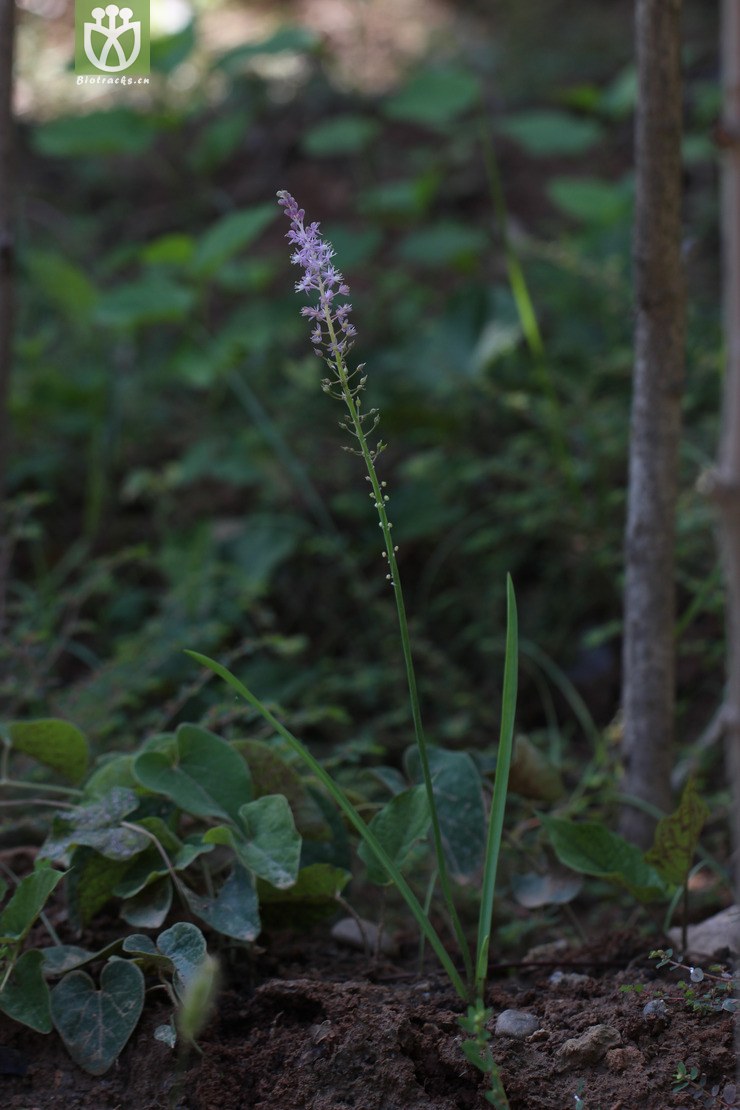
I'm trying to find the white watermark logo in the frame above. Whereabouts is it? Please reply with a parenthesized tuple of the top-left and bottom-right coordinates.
(84, 4, 141, 73)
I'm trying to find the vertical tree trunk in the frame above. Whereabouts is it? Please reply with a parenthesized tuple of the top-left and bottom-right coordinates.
(0, 0, 16, 504)
(621, 0, 685, 848)
(713, 0, 740, 908)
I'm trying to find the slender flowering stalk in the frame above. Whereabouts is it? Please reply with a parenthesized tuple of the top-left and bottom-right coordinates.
(277, 189, 474, 986)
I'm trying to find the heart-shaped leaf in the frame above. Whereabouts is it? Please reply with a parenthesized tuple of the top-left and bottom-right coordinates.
(205, 795, 301, 888)
(51, 959, 145, 1075)
(183, 864, 260, 941)
(133, 724, 252, 822)
(156, 922, 207, 992)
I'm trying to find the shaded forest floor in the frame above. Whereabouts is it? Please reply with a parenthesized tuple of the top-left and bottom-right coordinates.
(1, 927, 735, 1109)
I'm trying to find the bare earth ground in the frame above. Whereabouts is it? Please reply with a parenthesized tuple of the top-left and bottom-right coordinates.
(0, 928, 735, 1109)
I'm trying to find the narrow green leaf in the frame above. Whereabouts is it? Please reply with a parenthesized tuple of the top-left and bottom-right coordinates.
(8, 719, 89, 783)
(475, 575, 518, 997)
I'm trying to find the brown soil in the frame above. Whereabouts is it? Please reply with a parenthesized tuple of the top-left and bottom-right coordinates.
(0, 927, 735, 1109)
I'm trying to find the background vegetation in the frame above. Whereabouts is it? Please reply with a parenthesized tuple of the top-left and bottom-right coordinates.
(1, 0, 730, 938)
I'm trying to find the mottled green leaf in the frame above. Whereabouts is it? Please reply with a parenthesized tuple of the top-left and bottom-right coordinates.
(51, 959, 145, 1075)
(645, 778, 710, 887)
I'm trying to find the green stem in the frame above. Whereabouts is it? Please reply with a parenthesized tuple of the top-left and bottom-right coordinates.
(323, 301, 474, 989)
(0, 779, 83, 798)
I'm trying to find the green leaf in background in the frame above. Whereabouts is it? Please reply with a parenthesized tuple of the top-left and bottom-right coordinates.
(65, 848, 132, 928)
(645, 777, 709, 887)
(82, 755, 137, 799)
(0, 861, 65, 943)
(599, 65, 638, 120)
(383, 66, 481, 128)
(0, 945, 52, 1030)
(0, 949, 52, 1032)
(156, 921, 208, 992)
(32, 109, 157, 157)
(540, 815, 672, 903)
(25, 253, 98, 326)
(302, 115, 380, 157)
(547, 176, 632, 224)
(40, 788, 148, 863)
(397, 223, 486, 269)
(8, 718, 89, 784)
(358, 785, 430, 885)
(191, 204, 278, 278)
(120, 876, 173, 929)
(189, 108, 253, 174)
(133, 723, 252, 823)
(236, 739, 331, 840)
(215, 24, 319, 73)
(206, 794, 301, 889)
(150, 19, 196, 74)
(95, 277, 195, 329)
(507, 735, 564, 802)
(498, 110, 603, 156)
(321, 224, 382, 270)
(183, 864, 260, 941)
(140, 233, 195, 267)
(258, 863, 350, 926)
(359, 176, 438, 220)
(51, 959, 145, 1075)
(405, 748, 486, 882)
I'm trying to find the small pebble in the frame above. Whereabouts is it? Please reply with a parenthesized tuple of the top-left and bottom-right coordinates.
(549, 970, 590, 987)
(330, 916, 399, 956)
(642, 998, 668, 1020)
(494, 1009, 541, 1039)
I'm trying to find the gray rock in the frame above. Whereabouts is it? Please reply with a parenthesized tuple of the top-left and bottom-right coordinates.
(667, 905, 740, 960)
(494, 1009, 541, 1039)
(642, 998, 668, 1020)
(557, 1024, 621, 1066)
